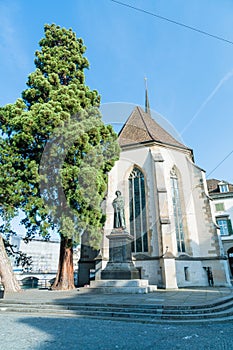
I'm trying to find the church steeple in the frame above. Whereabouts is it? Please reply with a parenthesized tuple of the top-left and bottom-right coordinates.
(144, 77, 151, 116)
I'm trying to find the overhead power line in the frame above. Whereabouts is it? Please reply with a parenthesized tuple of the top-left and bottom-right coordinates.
(109, 0, 233, 45)
(110, 0, 233, 178)
(207, 149, 233, 178)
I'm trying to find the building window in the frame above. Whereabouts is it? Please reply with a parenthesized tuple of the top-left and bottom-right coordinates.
(216, 217, 233, 236)
(170, 168, 185, 253)
(227, 248, 233, 276)
(215, 203, 224, 211)
(184, 266, 189, 281)
(129, 167, 148, 253)
(219, 182, 229, 193)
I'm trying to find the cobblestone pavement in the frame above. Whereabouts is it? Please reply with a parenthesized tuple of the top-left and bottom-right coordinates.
(1, 313, 233, 350)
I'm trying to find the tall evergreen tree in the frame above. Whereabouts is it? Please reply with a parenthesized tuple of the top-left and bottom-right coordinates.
(0, 24, 120, 290)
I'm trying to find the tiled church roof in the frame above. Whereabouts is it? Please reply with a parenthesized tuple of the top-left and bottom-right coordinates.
(118, 106, 189, 150)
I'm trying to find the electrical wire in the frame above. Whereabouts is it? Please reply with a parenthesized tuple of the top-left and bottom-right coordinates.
(110, 0, 233, 179)
(207, 149, 233, 178)
(109, 0, 233, 45)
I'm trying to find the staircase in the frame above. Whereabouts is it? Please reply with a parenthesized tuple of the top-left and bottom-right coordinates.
(2, 296, 233, 323)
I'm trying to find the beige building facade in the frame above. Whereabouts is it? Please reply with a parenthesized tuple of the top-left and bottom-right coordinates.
(207, 179, 233, 280)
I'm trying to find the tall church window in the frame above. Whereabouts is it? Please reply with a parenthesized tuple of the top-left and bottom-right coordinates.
(170, 168, 185, 253)
(129, 167, 148, 253)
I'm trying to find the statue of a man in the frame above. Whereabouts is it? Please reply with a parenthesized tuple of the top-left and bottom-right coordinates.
(112, 190, 126, 229)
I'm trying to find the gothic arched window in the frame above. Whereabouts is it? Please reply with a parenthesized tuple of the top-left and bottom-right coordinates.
(170, 167, 186, 253)
(128, 167, 148, 253)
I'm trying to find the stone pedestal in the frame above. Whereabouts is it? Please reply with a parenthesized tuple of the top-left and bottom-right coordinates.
(101, 229, 140, 280)
(89, 279, 156, 293)
(160, 255, 178, 289)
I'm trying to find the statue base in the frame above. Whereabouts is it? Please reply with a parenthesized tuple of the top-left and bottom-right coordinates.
(89, 279, 157, 294)
(101, 262, 140, 280)
(101, 229, 140, 280)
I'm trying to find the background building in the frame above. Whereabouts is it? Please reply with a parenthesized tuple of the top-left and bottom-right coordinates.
(207, 179, 233, 279)
(11, 236, 60, 273)
(10, 236, 80, 288)
(10, 236, 60, 288)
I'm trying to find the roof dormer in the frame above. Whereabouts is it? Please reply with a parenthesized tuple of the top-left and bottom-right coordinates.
(218, 181, 229, 193)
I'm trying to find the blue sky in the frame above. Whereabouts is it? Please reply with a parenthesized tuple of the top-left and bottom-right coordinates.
(0, 0, 233, 182)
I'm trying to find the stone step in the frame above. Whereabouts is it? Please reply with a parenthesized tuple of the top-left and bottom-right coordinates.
(89, 279, 157, 294)
(163, 295, 233, 310)
(90, 279, 150, 287)
(0, 302, 161, 314)
(1, 297, 233, 309)
(2, 303, 233, 323)
(0, 299, 160, 309)
(163, 300, 233, 315)
(2, 294, 233, 310)
(2, 296, 233, 323)
(86, 286, 149, 293)
(161, 308, 233, 321)
(0, 306, 163, 320)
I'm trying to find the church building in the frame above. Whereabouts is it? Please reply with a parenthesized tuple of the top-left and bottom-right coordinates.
(79, 103, 231, 289)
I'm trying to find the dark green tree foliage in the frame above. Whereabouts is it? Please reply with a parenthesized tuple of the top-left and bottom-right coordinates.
(0, 24, 120, 290)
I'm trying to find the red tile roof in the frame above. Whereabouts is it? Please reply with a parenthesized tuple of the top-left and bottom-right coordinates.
(207, 179, 233, 193)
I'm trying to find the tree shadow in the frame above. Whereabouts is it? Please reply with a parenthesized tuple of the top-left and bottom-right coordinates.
(17, 310, 159, 350)
(17, 315, 127, 350)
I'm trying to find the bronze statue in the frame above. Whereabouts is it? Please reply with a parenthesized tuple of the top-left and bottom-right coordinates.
(112, 190, 126, 229)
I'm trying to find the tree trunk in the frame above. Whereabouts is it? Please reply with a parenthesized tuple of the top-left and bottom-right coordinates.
(51, 236, 75, 290)
(0, 235, 21, 292)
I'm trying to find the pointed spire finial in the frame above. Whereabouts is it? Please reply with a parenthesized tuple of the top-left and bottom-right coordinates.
(144, 77, 151, 116)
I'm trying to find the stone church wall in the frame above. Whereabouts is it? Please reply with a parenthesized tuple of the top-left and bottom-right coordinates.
(100, 121, 230, 288)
